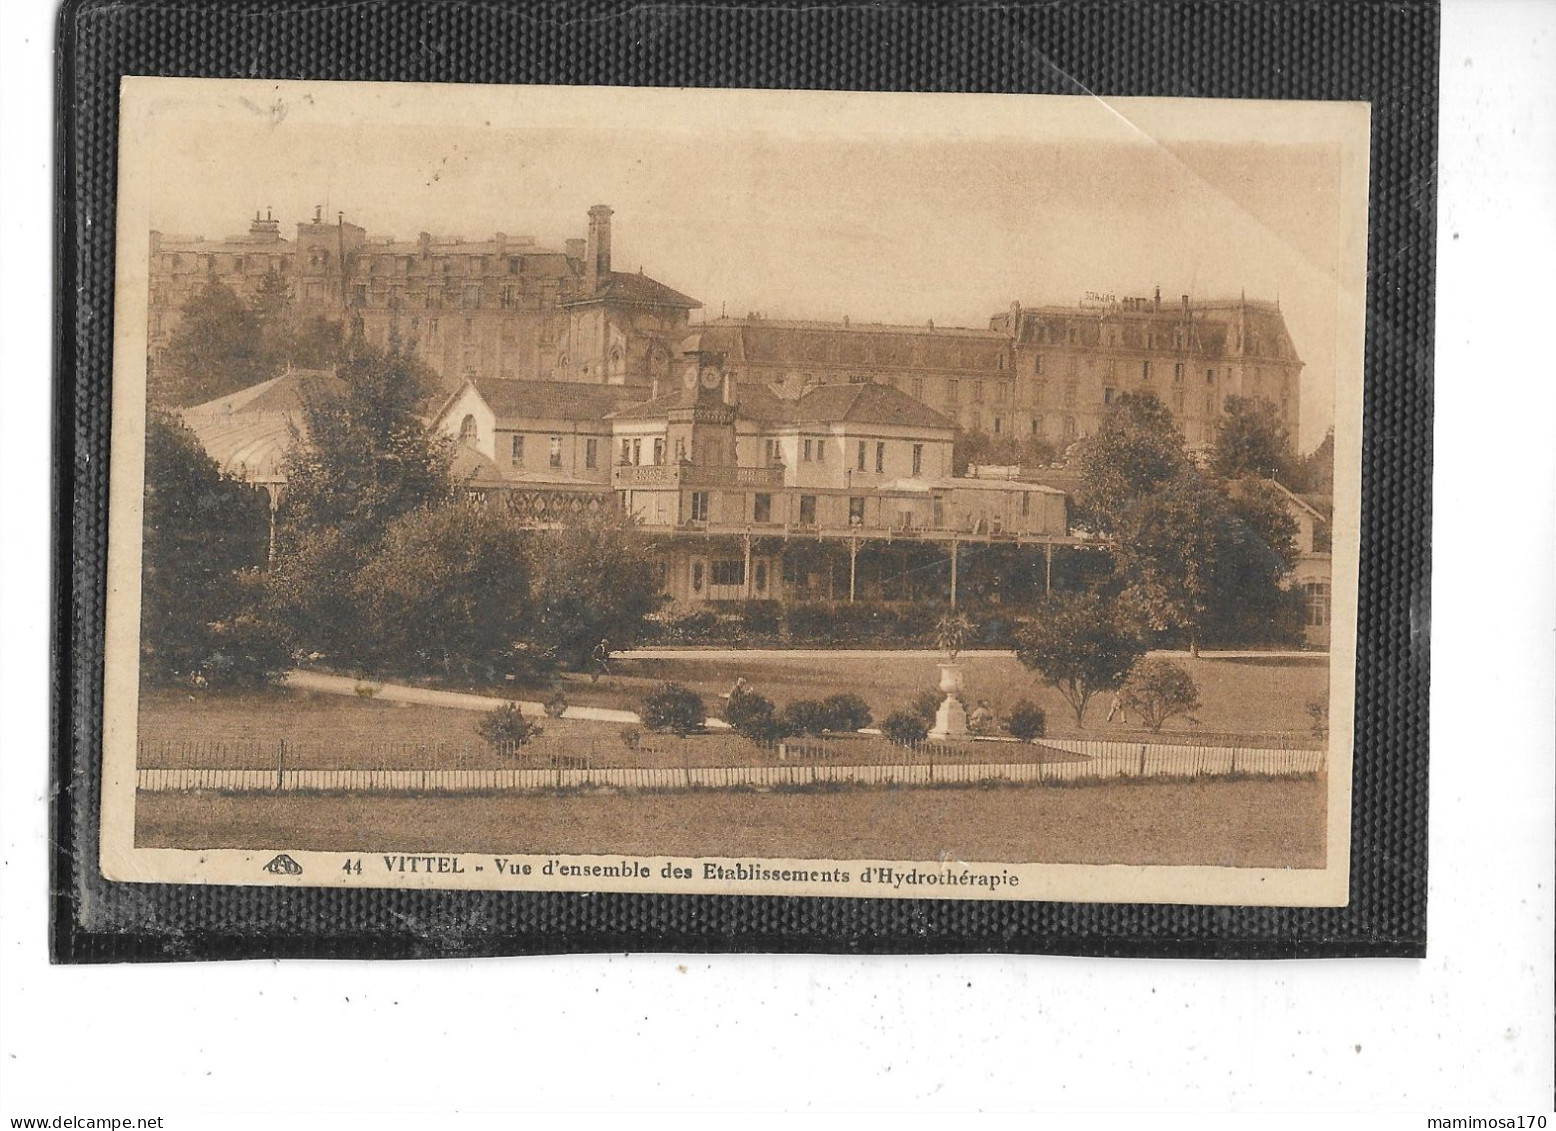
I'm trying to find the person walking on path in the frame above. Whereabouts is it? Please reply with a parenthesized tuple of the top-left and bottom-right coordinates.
(590, 637, 612, 683)
(1106, 690, 1130, 725)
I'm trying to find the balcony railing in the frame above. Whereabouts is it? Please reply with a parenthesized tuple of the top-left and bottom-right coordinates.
(612, 461, 785, 489)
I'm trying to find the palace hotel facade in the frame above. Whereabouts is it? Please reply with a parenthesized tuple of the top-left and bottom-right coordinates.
(164, 205, 1328, 641)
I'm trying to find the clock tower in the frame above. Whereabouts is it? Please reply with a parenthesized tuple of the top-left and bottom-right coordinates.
(667, 335, 737, 467)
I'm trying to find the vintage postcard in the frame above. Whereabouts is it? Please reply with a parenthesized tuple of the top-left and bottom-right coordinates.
(101, 78, 1367, 905)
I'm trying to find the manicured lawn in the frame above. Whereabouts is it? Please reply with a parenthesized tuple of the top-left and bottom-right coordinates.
(553, 651, 1328, 744)
(135, 775, 1326, 869)
(137, 687, 1081, 770)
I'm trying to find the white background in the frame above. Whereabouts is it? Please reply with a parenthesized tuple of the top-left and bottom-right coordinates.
(2, 0, 1551, 1122)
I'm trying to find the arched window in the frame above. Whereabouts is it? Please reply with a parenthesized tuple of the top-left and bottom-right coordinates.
(459, 414, 478, 446)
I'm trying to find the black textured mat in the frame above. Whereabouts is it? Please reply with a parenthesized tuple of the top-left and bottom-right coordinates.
(54, 0, 1434, 961)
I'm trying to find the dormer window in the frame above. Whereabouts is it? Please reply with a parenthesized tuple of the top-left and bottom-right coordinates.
(459, 414, 478, 447)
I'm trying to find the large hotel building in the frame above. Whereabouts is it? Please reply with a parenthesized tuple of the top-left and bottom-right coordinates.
(162, 205, 1329, 642)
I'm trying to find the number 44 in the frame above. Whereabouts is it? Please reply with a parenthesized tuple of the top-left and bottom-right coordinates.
(341, 858, 362, 875)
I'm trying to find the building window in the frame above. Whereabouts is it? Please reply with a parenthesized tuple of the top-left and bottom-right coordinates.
(803, 438, 813, 462)
(1063, 384, 1077, 407)
(799, 495, 817, 525)
(690, 491, 710, 523)
(1021, 491, 1031, 517)
(632, 438, 643, 465)
(1206, 393, 1215, 414)
(1304, 581, 1331, 628)
(848, 497, 866, 525)
(1062, 416, 1076, 439)
(755, 562, 768, 593)
(816, 440, 826, 463)
(712, 560, 746, 587)
(462, 284, 482, 308)
(912, 377, 924, 400)
(1033, 354, 1045, 376)
(911, 444, 923, 476)
(970, 410, 982, 431)
(996, 381, 1010, 405)
(1032, 414, 1043, 437)
(972, 381, 984, 404)
(675, 438, 687, 461)
(501, 286, 516, 308)
(993, 416, 1003, 434)
(1206, 368, 1216, 384)
(1141, 360, 1151, 380)
(1173, 362, 1184, 382)
(691, 562, 704, 592)
(1103, 387, 1116, 405)
(754, 493, 772, 523)
(459, 414, 478, 446)
(946, 379, 959, 403)
(549, 436, 563, 469)
(875, 441, 886, 472)
(510, 434, 524, 465)
(620, 439, 631, 465)
(508, 257, 522, 274)
(653, 437, 666, 465)
(856, 441, 867, 471)
(585, 438, 598, 469)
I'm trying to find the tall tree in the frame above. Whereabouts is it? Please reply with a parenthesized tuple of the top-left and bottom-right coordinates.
(158, 282, 267, 406)
(1112, 469, 1301, 655)
(139, 410, 281, 684)
(1014, 592, 1147, 726)
(1073, 392, 1187, 532)
(1289, 428, 1335, 495)
(522, 516, 666, 669)
(349, 505, 532, 676)
(276, 331, 453, 550)
(252, 270, 343, 372)
(1210, 395, 1294, 481)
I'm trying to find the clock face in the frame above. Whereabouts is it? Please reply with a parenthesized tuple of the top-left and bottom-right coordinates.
(699, 366, 723, 390)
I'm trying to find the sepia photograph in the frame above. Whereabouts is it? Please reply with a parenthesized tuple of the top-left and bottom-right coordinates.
(101, 78, 1367, 904)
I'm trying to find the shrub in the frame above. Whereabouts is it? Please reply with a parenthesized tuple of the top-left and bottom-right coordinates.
(880, 709, 930, 748)
(724, 689, 792, 745)
(620, 726, 642, 752)
(780, 698, 833, 737)
(910, 688, 945, 724)
(476, 703, 540, 753)
(1005, 700, 1047, 742)
(639, 682, 707, 735)
(1118, 658, 1202, 734)
(543, 688, 569, 718)
(821, 692, 873, 733)
(667, 609, 720, 642)
(1306, 699, 1329, 741)
(730, 600, 782, 637)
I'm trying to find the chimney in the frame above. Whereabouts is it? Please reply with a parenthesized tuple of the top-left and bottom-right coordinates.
(586, 204, 613, 292)
(1153, 286, 1161, 312)
(1182, 294, 1190, 316)
(418, 232, 431, 258)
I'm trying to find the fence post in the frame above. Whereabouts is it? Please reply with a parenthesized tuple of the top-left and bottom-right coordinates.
(1138, 744, 1147, 777)
(1230, 747, 1239, 775)
(682, 741, 692, 789)
(277, 739, 286, 791)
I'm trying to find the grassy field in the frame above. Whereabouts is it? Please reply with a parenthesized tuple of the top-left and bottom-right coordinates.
(136, 775, 1325, 868)
(137, 689, 1093, 770)
(533, 651, 1326, 744)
